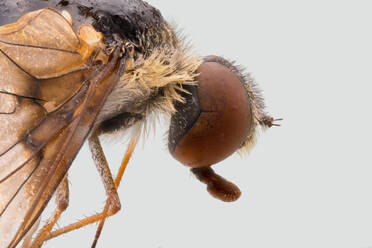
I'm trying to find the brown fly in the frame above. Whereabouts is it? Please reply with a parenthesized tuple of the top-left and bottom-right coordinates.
(0, 0, 280, 247)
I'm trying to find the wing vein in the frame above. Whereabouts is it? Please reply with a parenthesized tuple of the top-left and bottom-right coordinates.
(0, 90, 47, 102)
(0, 82, 88, 158)
(0, 154, 41, 217)
(9, 48, 122, 247)
(0, 49, 37, 79)
(0, 48, 89, 80)
(0, 40, 78, 54)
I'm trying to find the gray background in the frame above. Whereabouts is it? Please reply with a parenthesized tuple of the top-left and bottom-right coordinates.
(42, 0, 372, 247)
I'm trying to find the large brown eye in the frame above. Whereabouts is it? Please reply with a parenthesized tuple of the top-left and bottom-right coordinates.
(168, 56, 252, 168)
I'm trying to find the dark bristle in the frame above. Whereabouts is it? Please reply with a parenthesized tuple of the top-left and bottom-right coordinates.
(99, 112, 143, 134)
(168, 84, 201, 154)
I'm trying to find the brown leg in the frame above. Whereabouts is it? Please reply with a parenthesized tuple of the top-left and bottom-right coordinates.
(91, 135, 138, 248)
(88, 133, 121, 248)
(22, 217, 41, 248)
(29, 174, 69, 248)
(88, 134, 121, 215)
(44, 134, 138, 246)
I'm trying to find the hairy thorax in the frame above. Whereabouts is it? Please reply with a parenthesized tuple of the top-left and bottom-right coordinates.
(95, 37, 201, 135)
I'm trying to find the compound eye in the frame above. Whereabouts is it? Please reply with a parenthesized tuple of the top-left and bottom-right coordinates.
(168, 56, 252, 168)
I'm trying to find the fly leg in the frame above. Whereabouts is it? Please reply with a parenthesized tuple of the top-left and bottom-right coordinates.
(22, 217, 41, 248)
(87, 133, 122, 248)
(29, 174, 69, 248)
(42, 133, 137, 247)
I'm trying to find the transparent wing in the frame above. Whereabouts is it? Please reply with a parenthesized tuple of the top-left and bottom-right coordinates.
(0, 9, 121, 247)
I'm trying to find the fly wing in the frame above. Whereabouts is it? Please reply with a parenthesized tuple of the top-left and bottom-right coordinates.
(0, 9, 121, 247)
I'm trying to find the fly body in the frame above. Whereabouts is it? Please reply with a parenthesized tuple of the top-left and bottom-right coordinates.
(0, 1, 279, 247)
